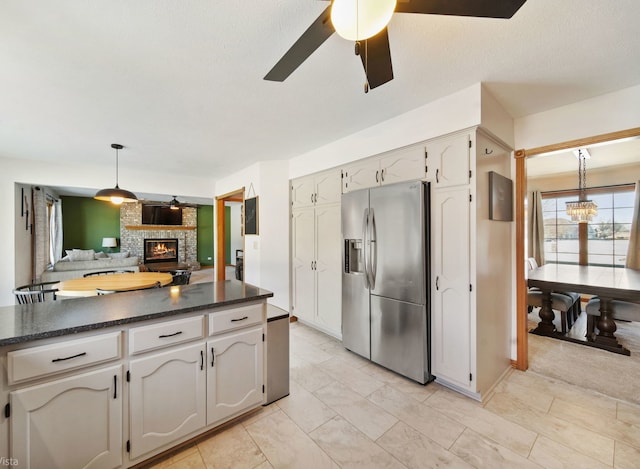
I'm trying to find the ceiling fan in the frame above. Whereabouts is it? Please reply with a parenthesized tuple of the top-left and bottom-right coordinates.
(264, 0, 527, 91)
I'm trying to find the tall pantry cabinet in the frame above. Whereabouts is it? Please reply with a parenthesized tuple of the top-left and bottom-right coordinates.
(290, 169, 342, 338)
(429, 128, 513, 401)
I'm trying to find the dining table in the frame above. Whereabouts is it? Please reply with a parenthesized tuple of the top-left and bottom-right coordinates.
(55, 272, 174, 297)
(527, 264, 640, 355)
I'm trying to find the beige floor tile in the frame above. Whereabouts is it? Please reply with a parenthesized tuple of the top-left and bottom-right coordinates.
(253, 461, 274, 469)
(617, 401, 640, 427)
(290, 322, 335, 346)
(360, 362, 439, 403)
(316, 339, 371, 369)
(528, 435, 612, 469)
(614, 441, 640, 469)
(318, 356, 385, 397)
(425, 388, 537, 457)
(290, 336, 334, 365)
(550, 398, 640, 450)
(277, 380, 337, 433)
(150, 448, 206, 469)
(197, 424, 266, 469)
(485, 391, 615, 465)
(290, 354, 335, 392)
(245, 408, 338, 469)
(377, 421, 474, 469)
(368, 385, 465, 449)
(148, 445, 201, 469)
(314, 380, 398, 441)
(492, 372, 554, 414)
(309, 416, 406, 468)
(237, 402, 279, 427)
(451, 429, 543, 469)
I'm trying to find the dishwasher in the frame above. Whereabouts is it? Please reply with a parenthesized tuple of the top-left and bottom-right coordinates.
(265, 304, 290, 404)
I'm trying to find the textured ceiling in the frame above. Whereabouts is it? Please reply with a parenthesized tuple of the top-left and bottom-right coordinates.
(2, 0, 640, 185)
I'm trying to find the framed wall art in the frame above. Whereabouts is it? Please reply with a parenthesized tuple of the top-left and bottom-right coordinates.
(488, 171, 513, 221)
(244, 196, 259, 235)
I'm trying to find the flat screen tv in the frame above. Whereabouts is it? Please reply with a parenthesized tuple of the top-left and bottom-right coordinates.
(142, 205, 183, 225)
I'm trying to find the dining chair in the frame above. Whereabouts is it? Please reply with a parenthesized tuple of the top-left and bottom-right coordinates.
(84, 270, 134, 277)
(96, 281, 162, 295)
(13, 281, 59, 304)
(169, 270, 191, 286)
(585, 297, 640, 341)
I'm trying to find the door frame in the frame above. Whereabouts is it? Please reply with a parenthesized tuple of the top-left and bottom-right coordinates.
(215, 188, 244, 281)
(514, 126, 640, 370)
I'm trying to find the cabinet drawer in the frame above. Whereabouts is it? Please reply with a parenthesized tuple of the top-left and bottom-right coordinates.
(129, 315, 204, 355)
(7, 332, 121, 385)
(209, 304, 263, 335)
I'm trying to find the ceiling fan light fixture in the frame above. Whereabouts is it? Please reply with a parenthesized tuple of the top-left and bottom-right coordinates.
(331, 0, 397, 41)
(94, 144, 138, 205)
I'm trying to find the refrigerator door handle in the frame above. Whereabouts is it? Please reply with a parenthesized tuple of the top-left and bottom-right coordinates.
(362, 208, 370, 289)
(369, 208, 377, 289)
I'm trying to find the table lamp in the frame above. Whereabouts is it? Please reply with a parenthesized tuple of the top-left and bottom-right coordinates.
(102, 237, 118, 253)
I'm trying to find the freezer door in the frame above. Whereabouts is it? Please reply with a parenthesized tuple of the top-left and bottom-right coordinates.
(341, 189, 371, 359)
(369, 181, 426, 305)
(371, 295, 429, 383)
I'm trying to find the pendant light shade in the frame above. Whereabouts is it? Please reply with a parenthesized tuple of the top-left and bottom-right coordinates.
(94, 144, 138, 205)
(565, 149, 597, 223)
(331, 0, 397, 41)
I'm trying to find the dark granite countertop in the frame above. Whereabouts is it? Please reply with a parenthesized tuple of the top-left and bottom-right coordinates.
(0, 280, 273, 347)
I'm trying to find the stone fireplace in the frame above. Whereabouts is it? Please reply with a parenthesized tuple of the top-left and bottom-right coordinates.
(144, 238, 178, 264)
(119, 202, 199, 268)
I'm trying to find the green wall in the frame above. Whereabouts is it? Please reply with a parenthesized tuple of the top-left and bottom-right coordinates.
(62, 196, 121, 253)
(197, 205, 214, 266)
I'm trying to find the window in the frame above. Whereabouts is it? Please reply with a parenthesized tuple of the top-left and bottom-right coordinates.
(542, 185, 634, 267)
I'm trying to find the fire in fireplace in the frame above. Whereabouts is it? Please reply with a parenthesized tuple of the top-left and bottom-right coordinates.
(144, 238, 179, 264)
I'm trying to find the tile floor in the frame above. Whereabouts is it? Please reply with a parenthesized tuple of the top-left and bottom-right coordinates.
(147, 321, 640, 469)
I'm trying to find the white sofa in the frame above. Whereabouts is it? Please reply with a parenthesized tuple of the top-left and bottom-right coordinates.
(40, 249, 140, 282)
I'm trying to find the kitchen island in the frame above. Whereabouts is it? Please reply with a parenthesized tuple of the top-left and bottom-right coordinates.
(0, 280, 274, 468)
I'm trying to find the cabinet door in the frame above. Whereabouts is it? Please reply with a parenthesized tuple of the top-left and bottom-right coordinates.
(342, 159, 380, 193)
(207, 326, 264, 425)
(291, 175, 316, 209)
(431, 187, 472, 389)
(315, 169, 342, 205)
(291, 208, 316, 322)
(315, 204, 342, 337)
(426, 133, 470, 188)
(11, 365, 122, 469)
(129, 343, 206, 459)
(380, 144, 426, 185)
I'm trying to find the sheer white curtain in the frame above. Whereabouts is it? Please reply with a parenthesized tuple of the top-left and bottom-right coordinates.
(49, 199, 63, 265)
(528, 191, 545, 266)
(625, 181, 640, 270)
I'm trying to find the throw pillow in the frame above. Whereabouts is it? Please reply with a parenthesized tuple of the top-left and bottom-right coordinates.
(67, 249, 96, 261)
(94, 251, 108, 259)
(108, 251, 130, 259)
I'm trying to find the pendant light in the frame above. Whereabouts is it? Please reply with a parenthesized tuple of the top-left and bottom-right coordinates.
(565, 149, 598, 223)
(331, 0, 397, 41)
(94, 143, 138, 205)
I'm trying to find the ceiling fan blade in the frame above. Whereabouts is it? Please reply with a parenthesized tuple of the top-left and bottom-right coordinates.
(359, 28, 393, 90)
(264, 6, 335, 82)
(395, 0, 527, 19)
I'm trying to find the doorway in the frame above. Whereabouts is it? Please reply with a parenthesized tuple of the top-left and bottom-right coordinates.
(514, 126, 640, 370)
(215, 188, 244, 281)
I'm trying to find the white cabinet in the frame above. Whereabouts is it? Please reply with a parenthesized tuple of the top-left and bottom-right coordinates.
(431, 186, 471, 388)
(291, 168, 342, 338)
(430, 128, 512, 401)
(11, 365, 122, 469)
(291, 168, 342, 209)
(207, 325, 264, 425)
(291, 204, 342, 337)
(342, 143, 427, 193)
(426, 132, 470, 188)
(129, 343, 206, 459)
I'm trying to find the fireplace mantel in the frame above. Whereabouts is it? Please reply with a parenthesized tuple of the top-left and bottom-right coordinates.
(125, 225, 197, 231)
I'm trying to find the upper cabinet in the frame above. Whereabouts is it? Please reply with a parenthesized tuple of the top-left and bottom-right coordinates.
(425, 132, 471, 189)
(342, 143, 427, 193)
(291, 168, 342, 209)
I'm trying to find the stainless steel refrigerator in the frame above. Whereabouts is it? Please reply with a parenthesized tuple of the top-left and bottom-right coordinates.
(342, 180, 431, 384)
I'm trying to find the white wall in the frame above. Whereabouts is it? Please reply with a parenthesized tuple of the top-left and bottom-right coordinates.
(3, 155, 215, 306)
(514, 84, 640, 150)
(214, 161, 290, 310)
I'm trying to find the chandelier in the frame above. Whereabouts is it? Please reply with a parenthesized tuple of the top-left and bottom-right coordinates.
(565, 149, 597, 223)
